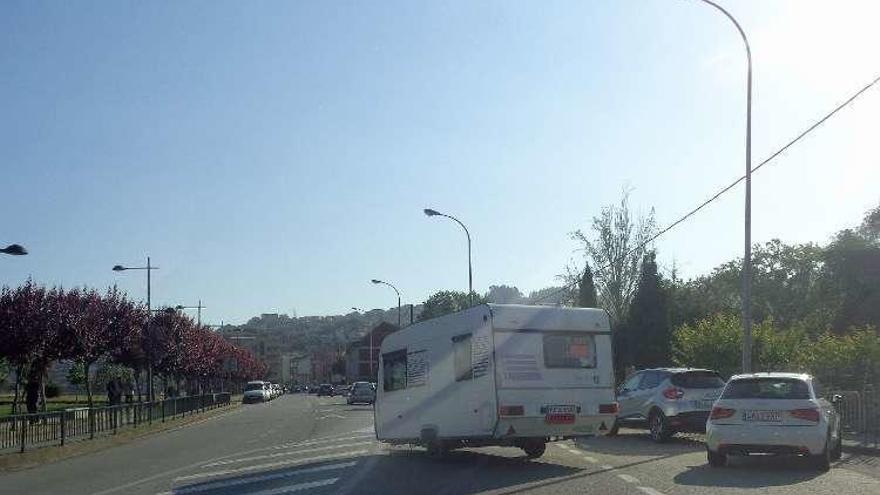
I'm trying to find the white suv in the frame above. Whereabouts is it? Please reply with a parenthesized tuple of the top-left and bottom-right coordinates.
(612, 368, 726, 442)
(706, 372, 842, 471)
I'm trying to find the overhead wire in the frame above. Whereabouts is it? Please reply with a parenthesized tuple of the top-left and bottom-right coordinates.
(533, 73, 880, 304)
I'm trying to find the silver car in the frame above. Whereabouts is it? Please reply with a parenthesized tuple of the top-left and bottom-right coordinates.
(611, 368, 726, 442)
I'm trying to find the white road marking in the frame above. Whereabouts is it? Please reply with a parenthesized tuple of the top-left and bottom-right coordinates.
(601, 464, 614, 470)
(169, 462, 355, 494)
(581, 455, 597, 463)
(637, 487, 666, 495)
(203, 441, 374, 467)
(175, 450, 370, 483)
(316, 414, 346, 420)
(244, 477, 339, 495)
(617, 474, 640, 484)
(272, 434, 373, 451)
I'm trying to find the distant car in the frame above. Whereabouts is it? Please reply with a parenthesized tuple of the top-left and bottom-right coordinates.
(317, 384, 335, 397)
(347, 381, 376, 405)
(706, 372, 842, 470)
(611, 368, 726, 442)
(242, 381, 271, 403)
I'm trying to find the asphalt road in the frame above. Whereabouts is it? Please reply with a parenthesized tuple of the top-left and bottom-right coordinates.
(1, 394, 879, 495)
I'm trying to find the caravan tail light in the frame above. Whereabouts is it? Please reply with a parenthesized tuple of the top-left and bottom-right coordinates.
(499, 405, 524, 416)
(599, 403, 619, 414)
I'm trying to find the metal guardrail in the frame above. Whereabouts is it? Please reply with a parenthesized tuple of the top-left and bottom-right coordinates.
(0, 393, 231, 453)
(831, 389, 880, 450)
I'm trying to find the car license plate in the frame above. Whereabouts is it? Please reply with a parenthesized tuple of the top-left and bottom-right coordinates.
(545, 405, 577, 424)
(742, 410, 781, 422)
(692, 400, 714, 410)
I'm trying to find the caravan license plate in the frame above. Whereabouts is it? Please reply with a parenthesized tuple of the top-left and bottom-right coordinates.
(742, 410, 782, 422)
(545, 405, 577, 424)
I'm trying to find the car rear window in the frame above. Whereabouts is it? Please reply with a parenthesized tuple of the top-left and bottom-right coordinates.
(543, 333, 596, 369)
(353, 383, 372, 392)
(721, 378, 811, 399)
(245, 383, 263, 391)
(671, 371, 725, 389)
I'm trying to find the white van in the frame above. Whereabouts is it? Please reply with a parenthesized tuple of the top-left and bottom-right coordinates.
(375, 304, 617, 457)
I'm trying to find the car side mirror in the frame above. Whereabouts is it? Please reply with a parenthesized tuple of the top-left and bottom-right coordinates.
(831, 394, 843, 404)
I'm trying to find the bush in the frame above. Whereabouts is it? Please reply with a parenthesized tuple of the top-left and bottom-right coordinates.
(44, 382, 61, 399)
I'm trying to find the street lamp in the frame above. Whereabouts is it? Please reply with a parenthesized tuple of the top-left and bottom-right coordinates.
(424, 208, 473, 304)
(694, 0, 753, 373)
(371, 279, 401, 327)
(176, 300, 205, 326)
(1, 244, 27, 256)
(113, 257, 159, 401)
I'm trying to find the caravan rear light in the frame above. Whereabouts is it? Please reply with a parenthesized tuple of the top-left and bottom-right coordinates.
(663, 387, 685, 400)
(499, 405, 524, 416)
(599, 403, 619, 414)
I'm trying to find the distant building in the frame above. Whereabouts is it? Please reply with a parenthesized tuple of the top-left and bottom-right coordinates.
(345, 322, 399, 382)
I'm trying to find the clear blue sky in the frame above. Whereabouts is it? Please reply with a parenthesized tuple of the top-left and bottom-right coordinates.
(3, 1, 878, 324)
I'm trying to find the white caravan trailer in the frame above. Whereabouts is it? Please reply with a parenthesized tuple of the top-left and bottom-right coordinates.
(375, 304, 617, 457)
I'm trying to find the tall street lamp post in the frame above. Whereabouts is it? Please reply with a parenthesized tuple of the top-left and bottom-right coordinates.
(113, 257, 159, 401)
(694, 0, 753, 373)
(371, 279, 401, 327)
(176, 300, 205, 326)
(424, 208, 473, 304)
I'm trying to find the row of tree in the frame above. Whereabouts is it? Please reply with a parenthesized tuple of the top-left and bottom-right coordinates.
(0, 281, 267, 414)
(569, 194, 880, 388)
(413, 195, 879, 390)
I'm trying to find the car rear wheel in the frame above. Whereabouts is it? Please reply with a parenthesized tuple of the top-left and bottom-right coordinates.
(831, 428, 843, 461)
(521, 439, 546, 459)
(811, 434, 832, 472)
(648, 411, 672, 443)
(707, 449, 727, 467)
(606, 419, 620, 437)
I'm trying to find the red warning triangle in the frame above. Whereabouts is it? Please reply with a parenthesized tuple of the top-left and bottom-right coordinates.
(506, 425, 516, 436)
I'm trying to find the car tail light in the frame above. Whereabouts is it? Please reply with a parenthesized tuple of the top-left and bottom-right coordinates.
(710, 407, 736, 420)
(790, 408, 820, 422)
(599, 403, 619, 414)
(499, 405, 524, 416)
(663, 387, 685, 400)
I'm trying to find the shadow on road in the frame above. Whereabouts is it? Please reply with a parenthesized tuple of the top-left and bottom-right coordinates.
(575, 430, 704, 456)
(673, 456, 827, 488)
(174, 450, 583, 495)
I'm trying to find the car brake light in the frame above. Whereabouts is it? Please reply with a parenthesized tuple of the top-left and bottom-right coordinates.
(710, 407, 736, 420)
(599, 403, 619, 414)
(499, 405, 524, 416)
(663, 387, 685, 400)
(789, 408, 820, 422)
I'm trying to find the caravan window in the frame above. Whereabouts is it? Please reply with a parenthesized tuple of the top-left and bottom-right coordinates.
(382, 350, 407, 392)
(543, 333, 597, 369)
(453, 333, 473, 382)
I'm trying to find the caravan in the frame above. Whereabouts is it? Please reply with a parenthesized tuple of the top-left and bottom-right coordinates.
(375, 304, 617, 457)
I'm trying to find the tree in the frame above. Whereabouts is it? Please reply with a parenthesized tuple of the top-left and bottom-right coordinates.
(625, 251, 671, 369)
(577, 265, 598, 308)
(570, 190, 656, 323)
(66, 361, 87, 402)
(485, 285, 526, 304)
(418, 290, 488, 321)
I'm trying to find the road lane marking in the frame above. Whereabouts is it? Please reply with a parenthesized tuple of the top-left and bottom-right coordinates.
(581, 455, 597, 463)
(601, 464, 614, 470)
(168, 462, 355, 494)
(243, 477, 339, 495)
(617, 474, 640, 484)
(175, 450, 370, 483)
(272, 434, 373, 451)
(203, 441, 374, 467)
(637, 487, 666, 495)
